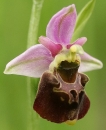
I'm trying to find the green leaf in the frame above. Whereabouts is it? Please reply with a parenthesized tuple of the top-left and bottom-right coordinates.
(72, 0, 96, 41)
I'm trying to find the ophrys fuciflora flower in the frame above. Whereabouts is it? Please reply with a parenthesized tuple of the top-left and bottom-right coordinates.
(4, 4, 103, 124)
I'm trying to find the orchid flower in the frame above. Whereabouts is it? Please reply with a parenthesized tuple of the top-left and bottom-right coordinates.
(4, 4, 103, 124)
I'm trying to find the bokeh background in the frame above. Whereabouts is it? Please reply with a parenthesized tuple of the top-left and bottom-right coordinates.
(0, 0, 105, 130)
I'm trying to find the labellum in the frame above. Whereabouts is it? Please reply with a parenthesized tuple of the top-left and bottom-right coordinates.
(33, 60, 90, 124)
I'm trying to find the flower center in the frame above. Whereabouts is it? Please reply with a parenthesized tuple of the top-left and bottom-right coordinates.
(49, 44, 84, 72)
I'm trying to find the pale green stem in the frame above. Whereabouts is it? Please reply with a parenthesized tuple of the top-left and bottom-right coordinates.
(27, 78, 40, 130)
(27, 0, 44, 48)
(27, 0, 44, 130)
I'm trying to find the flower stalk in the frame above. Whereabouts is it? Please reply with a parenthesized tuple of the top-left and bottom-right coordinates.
(27, 0, 44, 130)
(27, 0, 44, 48)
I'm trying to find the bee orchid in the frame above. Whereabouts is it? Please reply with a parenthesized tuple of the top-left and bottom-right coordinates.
(4, 4, 103, 124)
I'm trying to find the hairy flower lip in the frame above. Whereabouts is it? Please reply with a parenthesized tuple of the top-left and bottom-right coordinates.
(33, 62, 90, 123)
(33, 70, 90, 123)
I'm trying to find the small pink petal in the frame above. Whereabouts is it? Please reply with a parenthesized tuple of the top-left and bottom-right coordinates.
(4, 44, 53, 77)
(39, 36, 62, 57)
(79, 52, 103, 72)
(67, 37, 87, 49)
(46, 4, 77, 45)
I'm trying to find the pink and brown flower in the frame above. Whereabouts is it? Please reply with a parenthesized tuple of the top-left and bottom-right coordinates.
(4, 4, 103, 124)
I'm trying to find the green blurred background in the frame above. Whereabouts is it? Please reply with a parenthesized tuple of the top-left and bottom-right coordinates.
(0, 0, 106, 130)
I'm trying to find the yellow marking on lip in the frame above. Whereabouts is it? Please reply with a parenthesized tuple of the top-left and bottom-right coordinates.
(65, 119, 77, 125)
(60, 97, 65, 101)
